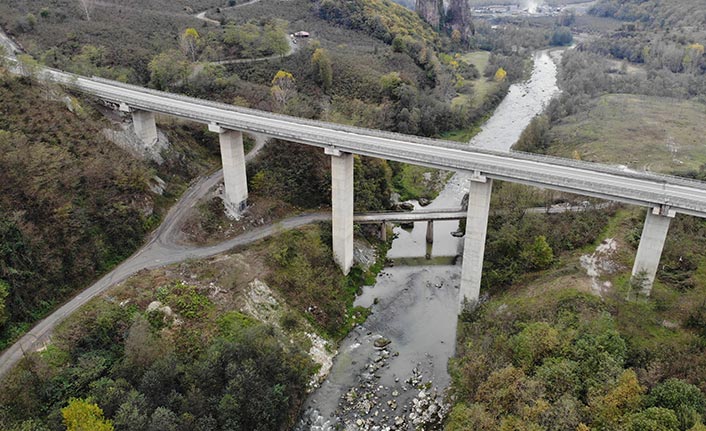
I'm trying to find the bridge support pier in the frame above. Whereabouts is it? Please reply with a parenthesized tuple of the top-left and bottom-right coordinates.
(328, 148, 354, 275)
(380, 222, 387, 242)
(426, 220, 434, 244)
(209, 124, 248, 214)
(631, 206, 674, 295)
(131, 110, 158, 146)
(459, 173, 493, 313)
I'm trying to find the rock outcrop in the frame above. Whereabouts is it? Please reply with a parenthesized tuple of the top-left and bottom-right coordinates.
(416, 0, 443, 29)
(415, 0, 475, 42)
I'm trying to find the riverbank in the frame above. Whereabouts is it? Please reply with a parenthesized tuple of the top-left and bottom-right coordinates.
(295, 46, 565, 430)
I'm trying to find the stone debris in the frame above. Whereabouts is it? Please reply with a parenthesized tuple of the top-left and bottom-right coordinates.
(296, 338, 449, 431)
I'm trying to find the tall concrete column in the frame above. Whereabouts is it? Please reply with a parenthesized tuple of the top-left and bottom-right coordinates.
(426, 220, 434, 244)
(131, 110, 158, 146)
(631, 206, 675, 295)
(380, 222, 387, 242)
(459, 173, 493, 313)
(209, 124, 248, 214)
(327, 148, 354, 275)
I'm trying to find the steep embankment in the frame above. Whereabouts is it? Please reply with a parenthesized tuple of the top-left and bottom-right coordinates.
(0, 72, 218, 349)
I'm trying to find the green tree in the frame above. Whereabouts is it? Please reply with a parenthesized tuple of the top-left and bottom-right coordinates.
(550, 27, 573, 46)
(0, 45, 7, 69)
(148, 50, 190, 90)
(62, 398, 114, 431)
(539, 395, 583, 431)
(25, 14, 37, 30)
(10, 420, 51, 431)
(535, 358, 580, 402)
(445, 403, 496, 430)
(379, 72, 403, 98)
(392, 35, 405, 52)
(522, 235, 554, 270)
(475, 366, 543, 417)
(148, 407, 178, 431)
(646, 379, 706, 430)
(223, 22, 260, 58)
(498, 416, 545, 431)
(515, 115, 550, 153)
(590, 369, 645, 429)
(626, 407, 680, 431)
(311, 48, 333, 92)
(510, 322, 560, 370)
(263, 23, 289, 58)
(112, 391, 149, 431)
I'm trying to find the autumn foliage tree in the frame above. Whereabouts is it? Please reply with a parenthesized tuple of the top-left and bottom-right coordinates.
(270, 70, 296, 111)
(494, 67, 507, 82)
(62, 398, 114, 431)
(180, 28, 200, 62)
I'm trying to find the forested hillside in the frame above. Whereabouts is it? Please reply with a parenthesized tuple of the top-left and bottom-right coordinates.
(0, 70, 218, 350)
(0, 218, 382, 430)
(444, 0, 706, 429)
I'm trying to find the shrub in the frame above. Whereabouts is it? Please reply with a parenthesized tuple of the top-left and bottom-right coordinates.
(646, 379, 706, 430)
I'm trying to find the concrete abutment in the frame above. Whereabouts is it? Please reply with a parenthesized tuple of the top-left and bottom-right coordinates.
(131, 110, 158, 146)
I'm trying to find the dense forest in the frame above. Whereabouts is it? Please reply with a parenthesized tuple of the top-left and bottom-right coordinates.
(444, 0, 706, 429)
(0, 218, 380, 430)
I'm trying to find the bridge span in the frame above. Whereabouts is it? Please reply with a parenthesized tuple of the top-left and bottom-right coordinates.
(38, 68, 706, 306)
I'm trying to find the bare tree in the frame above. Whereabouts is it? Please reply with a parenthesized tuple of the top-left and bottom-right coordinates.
(78, 0, 95, 21)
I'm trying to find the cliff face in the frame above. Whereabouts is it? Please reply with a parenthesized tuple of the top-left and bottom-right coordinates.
(446, 0, 474, 41)
(415, 0, 442, 29)
(415, 0, 474, 41)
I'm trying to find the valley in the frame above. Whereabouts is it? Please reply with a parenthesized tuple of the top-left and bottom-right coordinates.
(1, 0, 706, 430)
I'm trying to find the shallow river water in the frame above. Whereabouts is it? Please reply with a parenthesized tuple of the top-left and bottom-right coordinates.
(295, 49, 563, 431)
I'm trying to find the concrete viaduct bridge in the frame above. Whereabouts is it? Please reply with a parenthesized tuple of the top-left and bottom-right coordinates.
(44, 69, 706, 309)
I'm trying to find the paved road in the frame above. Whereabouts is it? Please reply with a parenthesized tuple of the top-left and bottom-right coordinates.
(42, 70, 706, 218)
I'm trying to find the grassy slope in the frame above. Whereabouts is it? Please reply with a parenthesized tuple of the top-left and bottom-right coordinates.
(458, 51, 499, 107)
(547, 94, 706, 174)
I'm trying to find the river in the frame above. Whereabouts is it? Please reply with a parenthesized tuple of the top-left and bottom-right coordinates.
(295, 49, 563, 431)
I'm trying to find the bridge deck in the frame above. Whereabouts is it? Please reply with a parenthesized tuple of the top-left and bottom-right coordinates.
(41, 69, 706, 218)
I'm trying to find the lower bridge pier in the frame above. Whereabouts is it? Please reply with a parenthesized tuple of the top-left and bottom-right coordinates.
(459, 173, 493, 312)
(328, 148, 354, 275)
(631, 206, 674, 295)
(209, 124, 248, 214)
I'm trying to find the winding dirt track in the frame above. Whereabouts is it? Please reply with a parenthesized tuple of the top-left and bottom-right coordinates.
(0, 134, 328, 379)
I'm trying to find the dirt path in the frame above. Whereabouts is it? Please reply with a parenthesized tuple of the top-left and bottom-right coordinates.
(0, 132, 329, 380)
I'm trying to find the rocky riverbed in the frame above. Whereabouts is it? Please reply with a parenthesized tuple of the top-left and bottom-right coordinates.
(295, 266, 459, 431)
(295, 47, 565, 431)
